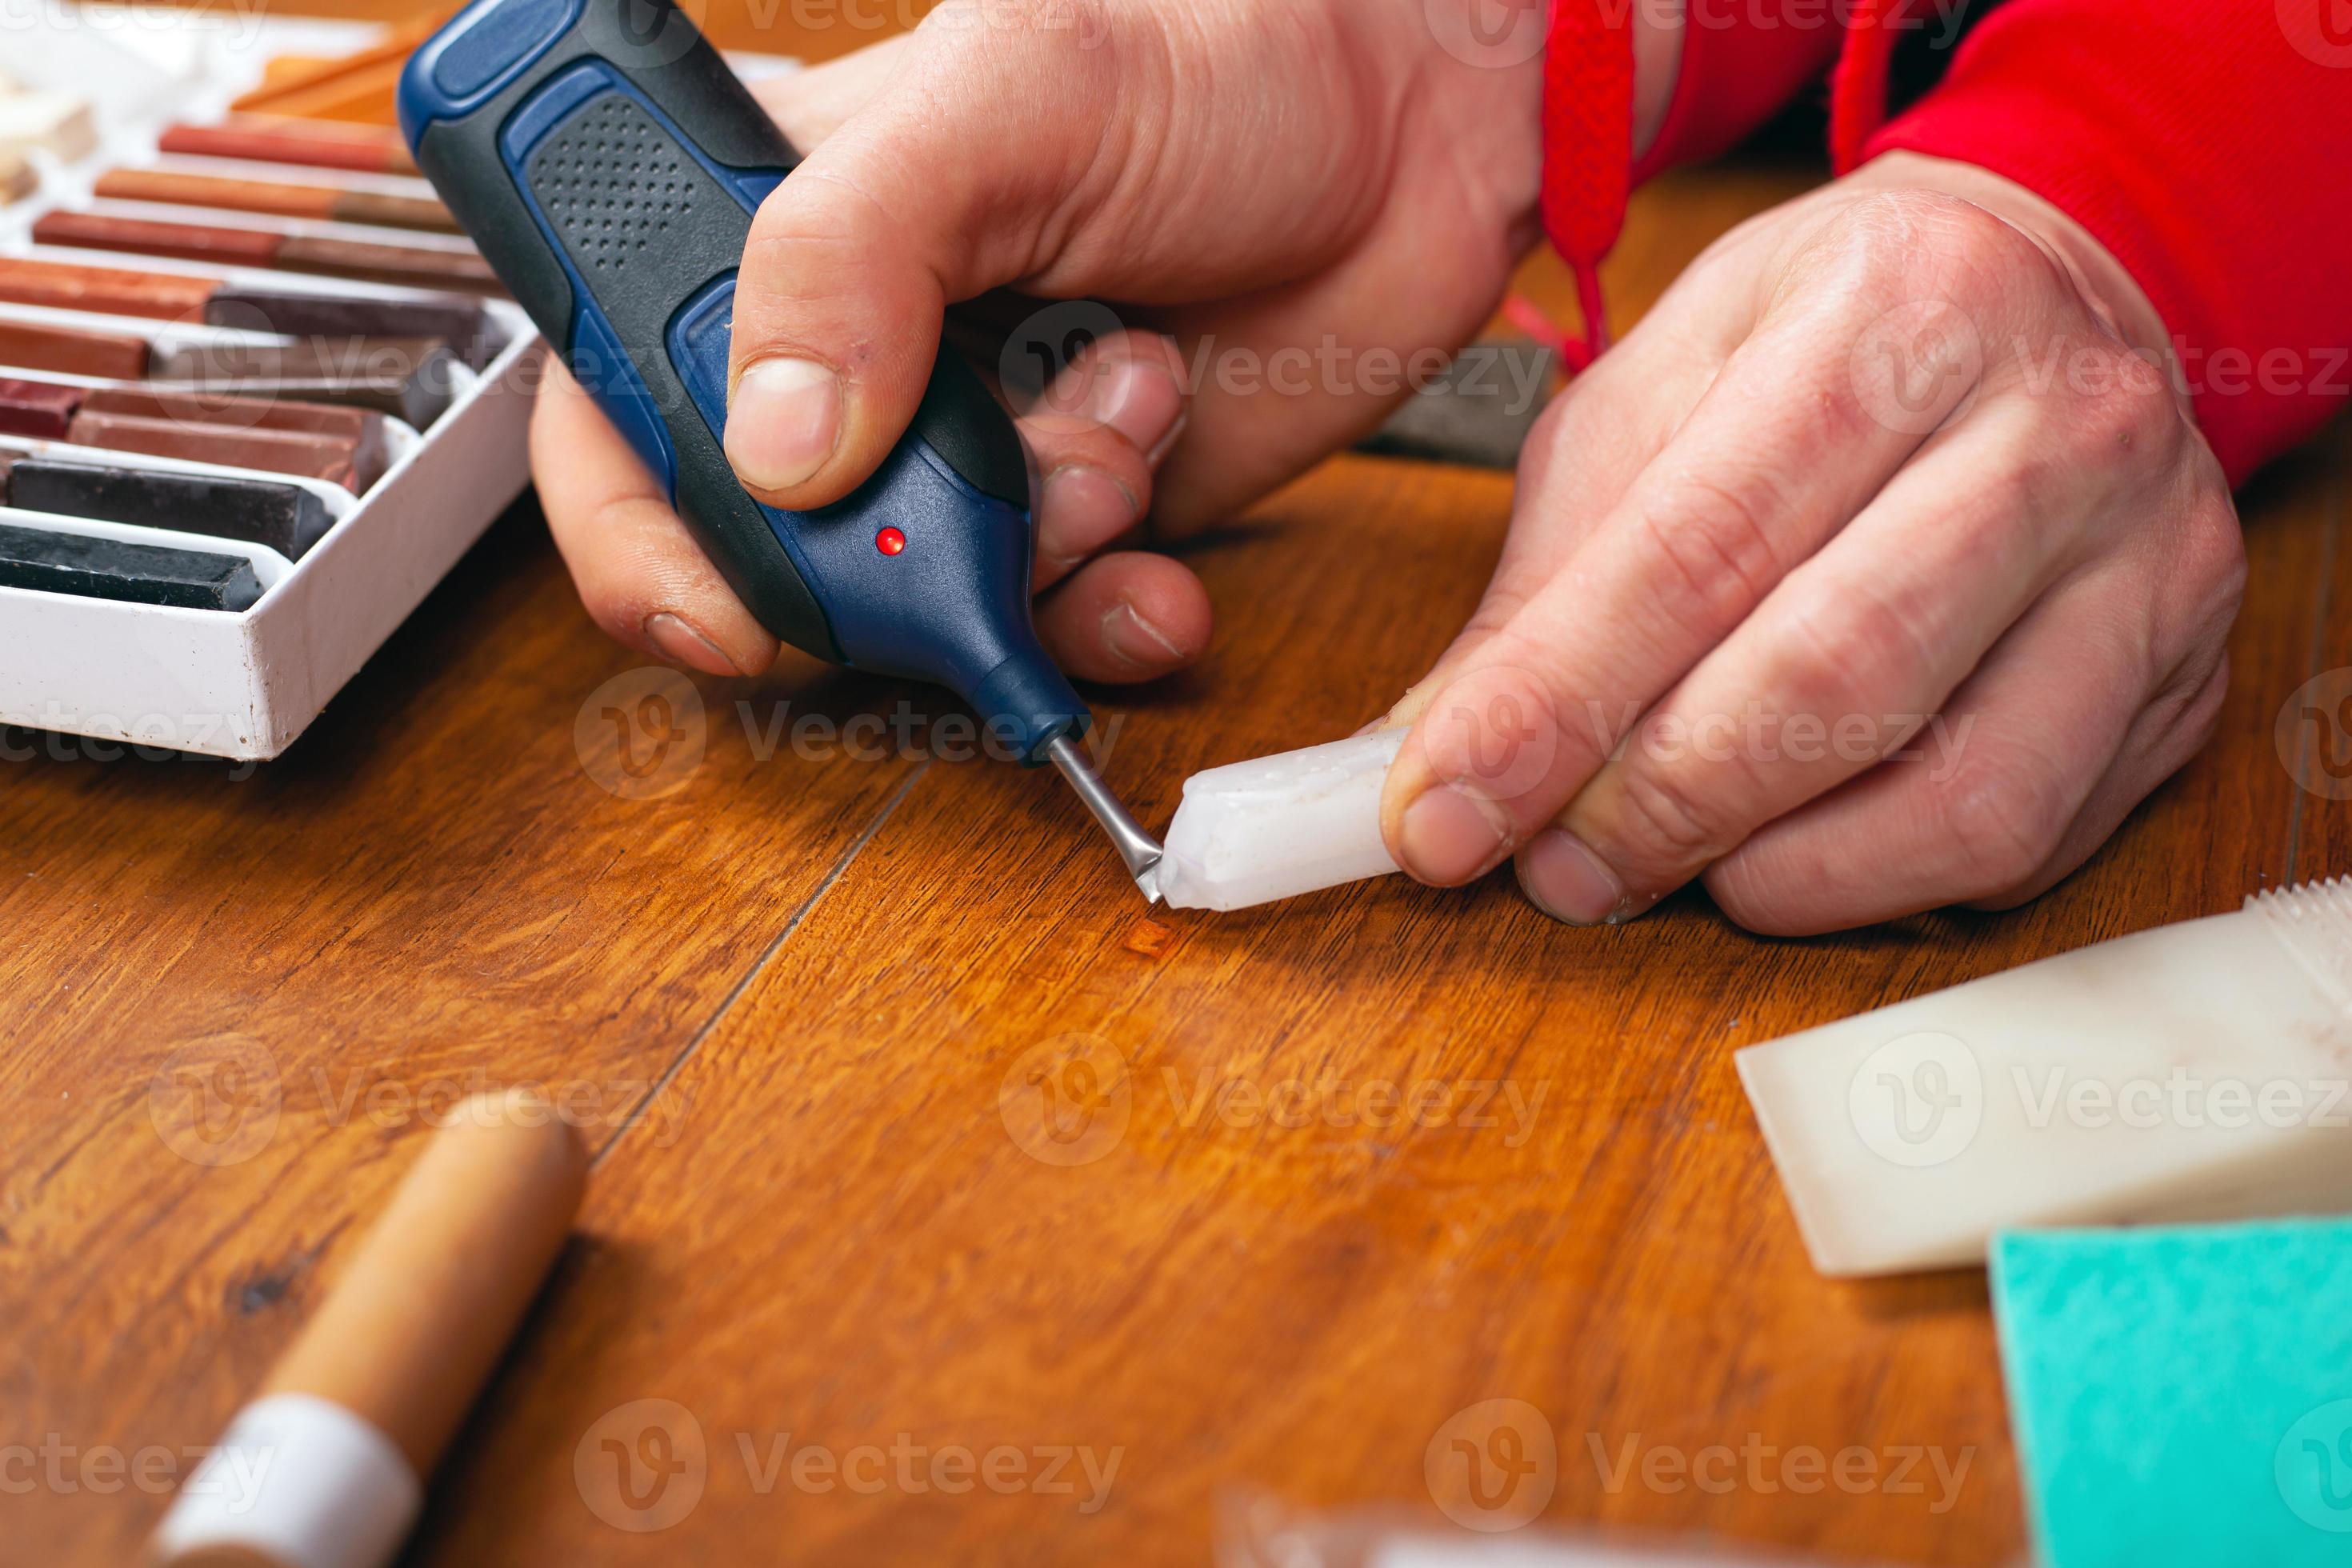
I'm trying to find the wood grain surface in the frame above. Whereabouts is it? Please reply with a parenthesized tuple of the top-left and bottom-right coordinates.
(8, 13, 2352, 1567)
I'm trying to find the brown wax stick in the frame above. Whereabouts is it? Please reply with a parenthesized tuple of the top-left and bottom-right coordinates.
(259, 1091, 588, 1475)
(151, 334, 452, 386)
(154, 371, 454, 430)
(0, 318, 155, 379)
(92, 168, 460, 233)
(34, 211, 498, 291)
(0, 377, 83, 438)
(275, 234, 498, 290)
(0, 255, 222, 320)
(66, 409, 360, 491)
(156, 117, 419, 177)
(81, 386, 389, 489)
(145, 1091, 587, 1568)
(204, 286, 502, 370)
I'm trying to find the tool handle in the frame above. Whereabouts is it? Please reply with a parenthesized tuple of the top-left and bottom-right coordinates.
(400, 0, 1086, 757)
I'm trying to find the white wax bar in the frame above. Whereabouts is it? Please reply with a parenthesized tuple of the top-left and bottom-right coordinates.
(1157, 728, 1406, 910)
(1737, 880, 2352, 1277)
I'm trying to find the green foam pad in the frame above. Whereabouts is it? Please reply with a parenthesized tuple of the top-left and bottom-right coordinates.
(1991, 1220, 2352, 1566)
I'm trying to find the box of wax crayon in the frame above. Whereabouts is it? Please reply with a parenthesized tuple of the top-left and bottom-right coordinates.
(0, 14, 794, 762)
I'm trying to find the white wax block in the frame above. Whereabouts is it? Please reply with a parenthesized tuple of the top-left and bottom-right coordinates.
(1737, 880, 2352, 1277)
(1157, 728, 1406, 910)
(0, 91, 98, 162)
(147, 1392, 420, 1568)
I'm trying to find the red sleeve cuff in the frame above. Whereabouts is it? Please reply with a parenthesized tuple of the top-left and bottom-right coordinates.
(1850, 0, 2352, 485)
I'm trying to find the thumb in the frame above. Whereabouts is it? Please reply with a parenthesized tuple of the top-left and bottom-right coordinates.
(722, 13, 1119, 507)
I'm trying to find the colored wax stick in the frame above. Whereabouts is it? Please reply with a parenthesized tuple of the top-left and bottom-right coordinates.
(4, 457, 332, 560)
(92, 168, 460, 233)
(150, 334, 454, 388)
(0, 255, 221, 320)
(0, 377, 82, 438)
(158, 372, 454, 430)
(66, 409, 360, 492)
(0, 519, 262, 611)
(204, 286, 500, 370)
(80, 386, 388, 488)
(157, 118, 418, 177)
(33, 210, 498, 290)
(0, 318, 154, 379)
(0, 261, 501, 369)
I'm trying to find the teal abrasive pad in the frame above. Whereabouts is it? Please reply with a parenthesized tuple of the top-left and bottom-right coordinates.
(1990, 1220, 2352, 1566)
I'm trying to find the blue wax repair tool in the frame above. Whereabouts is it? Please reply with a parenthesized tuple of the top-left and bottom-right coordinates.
(399, 0, 1162, 897)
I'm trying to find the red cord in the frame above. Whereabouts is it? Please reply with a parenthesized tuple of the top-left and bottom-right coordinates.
(1538, 0, 1634, 372)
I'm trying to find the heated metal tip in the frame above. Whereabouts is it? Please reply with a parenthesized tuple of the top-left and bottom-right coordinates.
(1044, 734, 1163, 904)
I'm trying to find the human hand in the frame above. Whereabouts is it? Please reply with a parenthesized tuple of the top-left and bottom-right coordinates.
(532, 0, 1575, 682)
(1378, 152, 2246, 934)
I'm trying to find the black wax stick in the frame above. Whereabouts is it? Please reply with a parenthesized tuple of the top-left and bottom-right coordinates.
(0, 521, 262, 610)
(6, 458, 332, 560)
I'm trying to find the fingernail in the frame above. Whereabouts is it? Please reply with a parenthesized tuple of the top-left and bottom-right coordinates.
(726, 356, 840, 491)
(1101, 598, 1186, 670)
(1041, 464, 1140, 564)
(1397, 784, 1513, 886)
(643, 611, 738, 676)
(1517, 829, 1627, 925)
(1083, 358, 1185, 458)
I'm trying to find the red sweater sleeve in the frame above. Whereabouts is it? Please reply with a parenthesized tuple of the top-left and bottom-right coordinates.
(1842, 0, 2352, 485)
(1636, 9, 1843, 181)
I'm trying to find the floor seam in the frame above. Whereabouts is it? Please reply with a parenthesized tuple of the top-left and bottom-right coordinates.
(591, 759, 931, 1168)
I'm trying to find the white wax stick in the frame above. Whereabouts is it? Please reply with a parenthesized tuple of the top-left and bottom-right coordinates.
(146, 1392, 421, 1568)
(1737, 879, 2352, 1278)
(1158, 728, 1406, 911)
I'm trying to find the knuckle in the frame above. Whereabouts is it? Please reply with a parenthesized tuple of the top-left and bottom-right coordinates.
(1936, 746, 2075, 893)
(1630, 471, 1790, 632)
(1774, 577, 1931, 718)
(1606, 757, 1748, 870)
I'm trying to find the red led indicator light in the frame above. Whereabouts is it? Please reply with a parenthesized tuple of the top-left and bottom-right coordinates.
(875, 526, 906, 556)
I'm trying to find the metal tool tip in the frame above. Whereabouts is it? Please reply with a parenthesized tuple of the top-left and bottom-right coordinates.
(1043, 734, 1163, 903)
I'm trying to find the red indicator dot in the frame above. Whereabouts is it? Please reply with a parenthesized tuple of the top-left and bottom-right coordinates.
(875, 526, 906, 556)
